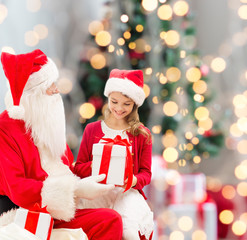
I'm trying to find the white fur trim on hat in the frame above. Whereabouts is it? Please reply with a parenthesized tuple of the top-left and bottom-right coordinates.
(7, 105, 25, 120)
(24, 58, 59, 92)
(104, 77, 146, 106)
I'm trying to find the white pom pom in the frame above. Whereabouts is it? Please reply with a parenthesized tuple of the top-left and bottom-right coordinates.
(7, 105, 25, 120)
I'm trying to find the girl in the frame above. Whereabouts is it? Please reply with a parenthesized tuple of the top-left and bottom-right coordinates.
(74, 69, 154, 240)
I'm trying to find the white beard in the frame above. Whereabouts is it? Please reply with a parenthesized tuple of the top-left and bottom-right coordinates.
(22, 92, 67, 160)
(5, 89, 71, 176)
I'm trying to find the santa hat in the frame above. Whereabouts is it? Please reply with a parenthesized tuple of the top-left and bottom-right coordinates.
(104, 69, 146, 106)
(1, 49, 58, 120)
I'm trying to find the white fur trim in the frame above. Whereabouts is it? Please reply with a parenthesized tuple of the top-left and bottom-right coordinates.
(24, 58, 59, 92)
(41, 174, 79, 221)
(7, 105, 25, 120)
(0, 208, 17, 227)
(104, 77, 146, 106)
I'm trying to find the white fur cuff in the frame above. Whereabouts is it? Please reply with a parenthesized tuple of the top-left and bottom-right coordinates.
(41, 174, 79, 222)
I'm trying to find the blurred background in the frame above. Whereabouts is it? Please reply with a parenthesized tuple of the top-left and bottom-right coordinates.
(0, 0, 247, 239)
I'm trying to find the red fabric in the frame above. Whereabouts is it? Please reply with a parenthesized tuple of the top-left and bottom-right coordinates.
(54, 208, 123, 240)
(1, 50, 47, 106)
(139, 232, 153, 240)
(109, 69, 144, 88)
(99, 142, 113, 184)
(207, 189, 235, 239)
(0, 110, 73, 209)
(74, 120, 152, 199)
(25, 211, 40, 235)
(139, 231, 153, 240)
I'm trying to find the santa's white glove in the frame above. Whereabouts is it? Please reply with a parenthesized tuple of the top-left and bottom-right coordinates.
(75, 174, 114, 200)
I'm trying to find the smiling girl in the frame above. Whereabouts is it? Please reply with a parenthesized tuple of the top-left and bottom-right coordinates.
(74, 69, 154, 240)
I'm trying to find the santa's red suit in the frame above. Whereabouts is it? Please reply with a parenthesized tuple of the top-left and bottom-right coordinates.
(0, 49, 123, 240)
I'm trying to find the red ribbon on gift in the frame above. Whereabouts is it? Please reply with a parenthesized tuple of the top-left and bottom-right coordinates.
(99, 135, 133, 192)
(24, 203, 53, 240)
(29, 203, 49, 213)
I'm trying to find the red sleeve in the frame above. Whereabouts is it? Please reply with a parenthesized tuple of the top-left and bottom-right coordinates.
(0, 128, 43, 209)
(74, 124, 93, 178)
(133, 129, 152, 191)
(62, 144, 75, 171)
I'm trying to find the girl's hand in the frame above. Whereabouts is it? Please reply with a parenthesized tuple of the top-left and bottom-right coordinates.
(122, 175, 137, 188)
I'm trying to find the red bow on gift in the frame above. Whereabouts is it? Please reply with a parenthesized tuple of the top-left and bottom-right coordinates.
(29, 203, 49, 213)
(100, 135, 133, 192)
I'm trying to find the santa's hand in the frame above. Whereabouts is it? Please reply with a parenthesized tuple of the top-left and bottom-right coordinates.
(75, 174, 114, 200)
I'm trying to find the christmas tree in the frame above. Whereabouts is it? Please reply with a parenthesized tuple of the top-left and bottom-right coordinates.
(77, 0, 224, 170)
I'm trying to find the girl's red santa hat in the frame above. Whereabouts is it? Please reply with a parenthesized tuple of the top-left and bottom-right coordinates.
(104, 68, 146, 106)
(1, 49, 58, 120)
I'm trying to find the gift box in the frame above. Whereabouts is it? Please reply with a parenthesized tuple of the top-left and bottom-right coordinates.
(92, 135, 133, 190)
(170, 173, 206, 204)
(156, 202, 217, 240)
(14, 204, 54, 240)
(143, 155, 175, 216)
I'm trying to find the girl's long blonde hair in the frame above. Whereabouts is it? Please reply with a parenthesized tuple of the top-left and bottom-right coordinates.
(104, 104, 151, 143)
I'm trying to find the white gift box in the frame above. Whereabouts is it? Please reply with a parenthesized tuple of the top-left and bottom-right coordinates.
(157, 202, 217, 240)
(171, 173, 206, 204)
(92, 143, 128, 185)
(14, 207, 53, 240)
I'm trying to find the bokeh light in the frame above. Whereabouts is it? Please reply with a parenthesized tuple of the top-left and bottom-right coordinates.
(157, 4, 173, 20)
(95, 31, 111, 47)
(79, 103, 96, 119)
(26, 0, 41, 12)
(192, 230, 207, 240)
(232, 220, 247, 236)
(237, 182, 247, 196)
(0, 4, 8, 24)
(193, 80, 207, 94)
(162, 131, 178, 148)
(211, 57, 226, 73)
(222, 185, 236, 199)
(25, 31, 39, 46)
(163, 147, 179, 163)
(134, 38, 147, 53)
(238, 5, 247, 19)
(90, 53, 106, 69)
(88, 21, 104, 36)
(163, 101, 179, 116)
(143, 84, 150, 98)
(142, 0, 158, 12)
(198, 118, 213, 131)
(164, 30, 180, 47)
(237, 139, 247, 154)
(186, 67, 201, 82)
(136, 24, 144, 32)
(194, 107, 209, 121)
(219, 210, 234, 224)
(169, 230, 184, 240)
(120, 14, 129, 23)
(34, 24, 48, 39)
(173, 1, 189, 16)
(166, 67, 181, 82)
(178, 216, 193, 231)
(235, 164, 247, 180)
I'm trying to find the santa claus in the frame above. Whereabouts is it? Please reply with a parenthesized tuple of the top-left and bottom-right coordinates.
(0, 49, 123, 239)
